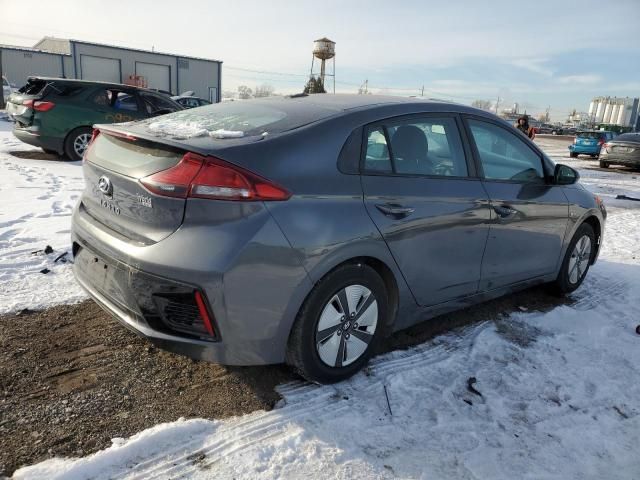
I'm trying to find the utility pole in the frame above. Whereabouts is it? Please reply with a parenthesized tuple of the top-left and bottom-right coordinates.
(495, 96, 502, 115)
(421, 85, 424, 97)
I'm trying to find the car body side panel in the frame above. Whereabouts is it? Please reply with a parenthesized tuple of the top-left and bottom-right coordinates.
(559, 185, 606, 265)
(479, 182, 570, 290)
(72, 197, 311, 365)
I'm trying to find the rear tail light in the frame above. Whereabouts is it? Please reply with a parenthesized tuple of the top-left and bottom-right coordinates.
(598, 138, 605, 146)
(33, 101, 55, 112)
(194, 291, 216, 337)
(22, 99, 55, 111)
(140, 152, 291, 201)
(83, 128, 101, 162)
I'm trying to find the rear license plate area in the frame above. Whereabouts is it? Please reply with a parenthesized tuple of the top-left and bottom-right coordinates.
(74, 245, 131, 309)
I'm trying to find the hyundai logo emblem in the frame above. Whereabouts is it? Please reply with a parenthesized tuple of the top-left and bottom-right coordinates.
(98, 176, 113, 196)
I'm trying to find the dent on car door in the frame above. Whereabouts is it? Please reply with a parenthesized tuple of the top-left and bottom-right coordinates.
(464, 117, 569, 290)
(361, 114, 492, 313)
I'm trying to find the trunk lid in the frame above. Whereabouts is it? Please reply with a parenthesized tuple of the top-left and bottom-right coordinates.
(81, 130, 188, 244)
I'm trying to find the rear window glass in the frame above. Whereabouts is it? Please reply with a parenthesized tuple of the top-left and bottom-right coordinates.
(18, 79, 47, 95)
(615, 133, 640, 142)
(578, 132, 602, 139)
(139, 100, 338, 140)
(89, 133, 183, 178)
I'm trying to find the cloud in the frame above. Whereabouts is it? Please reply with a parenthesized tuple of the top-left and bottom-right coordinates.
(557, 74, 602, 85)
(511, 58, 554, 77)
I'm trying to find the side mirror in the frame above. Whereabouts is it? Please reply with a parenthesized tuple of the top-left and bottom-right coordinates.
(554, 164, 579, 185)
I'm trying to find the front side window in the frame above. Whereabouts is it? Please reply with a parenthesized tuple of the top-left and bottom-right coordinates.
(467, 119, 544, 182)
(364, 117, 468, 177)
(141, 93, 179, 114)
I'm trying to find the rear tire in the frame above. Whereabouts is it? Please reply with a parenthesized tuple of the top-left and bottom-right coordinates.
(286, 264, 388, 384)
(551, 223, 595, 295)
(599, 160, 610, 168)
(63, 127, 92, 161)
(570, 152, 578, 158)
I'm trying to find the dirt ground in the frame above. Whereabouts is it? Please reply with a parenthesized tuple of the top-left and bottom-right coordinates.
(0, 287, 569, 476)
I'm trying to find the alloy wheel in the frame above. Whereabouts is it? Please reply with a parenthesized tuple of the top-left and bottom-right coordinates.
(315, 284, 378, 367)
(568, 235, 592, 284)
(73, 133, 92, 158)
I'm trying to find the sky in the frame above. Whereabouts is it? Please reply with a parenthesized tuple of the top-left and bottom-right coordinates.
(1, 0, 639, 121)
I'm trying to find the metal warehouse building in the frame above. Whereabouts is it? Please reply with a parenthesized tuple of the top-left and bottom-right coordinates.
(1, 37, 222, 102)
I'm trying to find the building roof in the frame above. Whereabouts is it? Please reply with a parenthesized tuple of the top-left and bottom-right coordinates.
(0, 44, 71, 56)
(32, 36, 222, 64)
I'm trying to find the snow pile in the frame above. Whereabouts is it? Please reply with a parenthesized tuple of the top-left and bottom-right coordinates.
(146, 119, 208, 139)
(209, 129, 244, 139)
(14, 239, 640, 478)
(0, 122, 87, 314)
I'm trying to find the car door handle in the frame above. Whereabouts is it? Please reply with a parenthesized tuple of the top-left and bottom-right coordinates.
(375, 203, 415, 218)
(493, 205, 517, 218)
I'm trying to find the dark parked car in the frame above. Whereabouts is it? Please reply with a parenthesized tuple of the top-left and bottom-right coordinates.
(568, 130, 616, 158)
(71, 95, 606, 383)
(6, 77, 183, 160)
(598, 132, 640, 169)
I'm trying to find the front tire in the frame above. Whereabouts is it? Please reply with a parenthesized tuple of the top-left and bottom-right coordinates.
(551, 223, 595, 295)
(599, 160, 610, 168)
(63, 127, 92, 161)
(287, 264, 388, 384)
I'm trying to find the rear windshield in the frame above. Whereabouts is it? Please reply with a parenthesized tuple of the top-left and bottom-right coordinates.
(578, 132, 603, 139)
(17, 79, 84, 97)
(615, 133, 640, 142)
(89, 133, 184, 178)
(140, 100, 339, 140)
(18, 79, 47, 95)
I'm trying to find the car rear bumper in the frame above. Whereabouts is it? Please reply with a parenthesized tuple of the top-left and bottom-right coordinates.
(13, 127, 63, 154)
(70, 200, 312, 366)
(600, 154, 640, 166)
(568, 144, 600, 155)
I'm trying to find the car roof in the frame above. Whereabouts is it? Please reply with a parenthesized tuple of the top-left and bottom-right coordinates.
(233, 93, 480, 117)
(25, 76, 163, 93)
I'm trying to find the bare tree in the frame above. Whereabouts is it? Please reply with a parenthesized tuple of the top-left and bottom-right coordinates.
(254, 84, 275, 98)
(237, 85, 253, 99)
(471, 99, 493, 111)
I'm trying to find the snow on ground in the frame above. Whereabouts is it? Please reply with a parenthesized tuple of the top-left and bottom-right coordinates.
(0, 118, 87, 314)
(4, 128, 640, 478)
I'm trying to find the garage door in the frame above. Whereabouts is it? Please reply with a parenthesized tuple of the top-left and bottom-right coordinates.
(136, 62, 171, 92)
(80, 55, 121, 83)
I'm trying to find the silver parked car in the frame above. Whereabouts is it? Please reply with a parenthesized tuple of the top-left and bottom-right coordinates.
(71, 95, 606, 383)
(599, 132, 640, 169)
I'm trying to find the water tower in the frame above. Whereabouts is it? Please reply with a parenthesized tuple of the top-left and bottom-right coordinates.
(309, 37, 336, 93)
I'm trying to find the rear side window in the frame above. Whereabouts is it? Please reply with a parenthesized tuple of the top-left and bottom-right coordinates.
(92, 89, 139, 111)
(364, 117, 468, 177)
(467, 119, 544, 183)
(365, 127, 392, 172)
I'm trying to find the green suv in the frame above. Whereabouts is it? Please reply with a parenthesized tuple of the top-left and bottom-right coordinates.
(6, 77, 183, 160)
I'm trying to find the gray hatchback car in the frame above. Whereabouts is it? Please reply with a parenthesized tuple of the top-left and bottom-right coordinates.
(71, 94, 606, 383)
